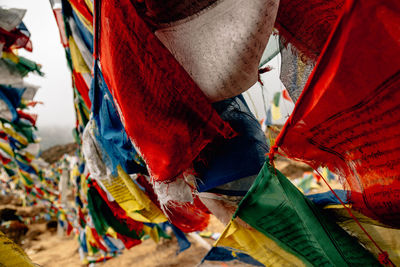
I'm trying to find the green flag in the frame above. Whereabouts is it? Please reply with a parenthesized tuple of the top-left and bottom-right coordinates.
(221, 161, 380, 266)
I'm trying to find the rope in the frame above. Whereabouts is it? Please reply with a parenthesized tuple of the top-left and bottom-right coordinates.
(313, 168, 394, 266)
(269, 146, 395, 266)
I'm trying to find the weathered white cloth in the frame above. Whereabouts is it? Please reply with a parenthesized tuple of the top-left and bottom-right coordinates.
(155, 0, 279, 102)
(280, 44, 315, 103)
(0, 60, 23, 85)
(82, 120, 115, 202)
(0, 7, 26, 32)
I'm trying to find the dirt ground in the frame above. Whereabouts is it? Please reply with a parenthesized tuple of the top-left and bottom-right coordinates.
(24, 216, 249, 267)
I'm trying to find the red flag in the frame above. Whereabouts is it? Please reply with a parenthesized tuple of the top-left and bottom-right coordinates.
(274, 0, 400, 227)
(73, 71, 91, 108)
(136, 174, 210, 232)
(282, 89, 292, 102)
(52, 8, 69, 48)
(17, 110, 37, 126)
(275, 0, 345, 62)
(97, 0, 236, 182)
(90, 227, 108, 252)
(116, 233, 141, 249)
(68, 0, 93, 26)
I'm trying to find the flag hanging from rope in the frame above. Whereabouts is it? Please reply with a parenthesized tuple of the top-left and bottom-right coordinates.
(273, 0, 400, 227)
(215, 162, 379, 266)
(96, 0, 236, 182)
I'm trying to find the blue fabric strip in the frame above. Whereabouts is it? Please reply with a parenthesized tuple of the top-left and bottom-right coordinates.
(195, 94, 268, 195)
(202, 246, 264, 266)
(307, 190, 348, 206)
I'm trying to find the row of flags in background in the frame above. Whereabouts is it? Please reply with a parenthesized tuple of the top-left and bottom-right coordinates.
(0, 0, 396, 266)
(48, 0, 203, 263)
(0, 6, 52, 208)
(0, 7, 75, 266)
(49, 0, 400, 266)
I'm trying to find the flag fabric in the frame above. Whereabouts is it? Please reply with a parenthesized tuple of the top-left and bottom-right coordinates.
(0, 21, 32, 52)
(154, 0, 279, 102)
(90, 62, 146, 175)
(68, 0, 93, 29)
(280, 44, 315, 103)
(82, 125, 167, 224)
(0, 231, 35, 267)
(202, 246, 263, 266)
(275, 0, 345, 62)
(307, 190, 348, 207)
(51, 7, 68, 48)
(321, 204, 400, 265)
(97, 0, 236, 182)
(273, 0, 400, 227)
(194, 94, 268, 195)
(86, 183, 144, 241)
(215, 161, 379, 266)
(0, 85, 24, 122)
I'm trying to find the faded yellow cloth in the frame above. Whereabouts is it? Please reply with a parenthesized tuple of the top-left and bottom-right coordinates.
(0, 141, 14, 157)
(84, 0, 93, 14)
(0, 231, 35, 266)
(216, 218, 305, 267)
(0, 123, 28, 146)
(1, 51, 19, 63)
(100, 166, 167, 224)
(143, 224, 160, 243)
(271, 103, 281, 120)
(69, 36, 90, 74)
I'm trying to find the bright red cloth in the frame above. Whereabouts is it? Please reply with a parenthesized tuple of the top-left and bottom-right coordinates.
(68, 0, 93, 26)
(90, 227, 108, 252)
(116, 233, 141, 249)
(73, 71, 91, 109)
(162, 197, 210, 233)
(97, 0, 236, 182)
(274, 0, 400, 227)
(275, 0, 345, 62)
(17, 110, 37, 126)
(0, 27, 32, 52)
(136, 175, 210, 233)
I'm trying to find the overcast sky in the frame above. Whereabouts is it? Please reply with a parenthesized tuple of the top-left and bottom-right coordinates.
(2, 0, 75, 131)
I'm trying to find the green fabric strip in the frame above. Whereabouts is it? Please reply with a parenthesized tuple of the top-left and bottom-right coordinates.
(235, 161, 380, 267)
(20, 172, 33, 186)
(87, 186, 143, 240)
(273, 92, 281, 106)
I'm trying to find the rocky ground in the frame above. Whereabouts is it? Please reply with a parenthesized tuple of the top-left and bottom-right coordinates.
(40, 143, 78, 164)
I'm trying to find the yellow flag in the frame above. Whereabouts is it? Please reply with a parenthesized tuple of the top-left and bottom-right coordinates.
(85, 226, 96, 256)
(0, 141, 14, 157)
(0, 231, 35, 266)
(100, 166, 167, 224)
(216, 218, 305, 267)
(143, 225, 160, 243)
(0, 123, 28, 146)
(106, 227, 118, 239)
(1, 51, 19, 63)
(84, 0, 94, 13)
(271, 103, 281, 120)
(69, 36, 90, 74)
